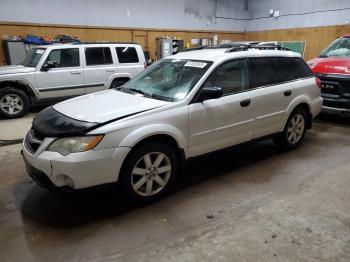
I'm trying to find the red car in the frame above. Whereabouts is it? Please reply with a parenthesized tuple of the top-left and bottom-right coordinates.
(308, 35, 350, 116)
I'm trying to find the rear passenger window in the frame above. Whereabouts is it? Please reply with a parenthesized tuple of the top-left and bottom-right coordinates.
(85, 47, 113, 66)
(249, 57, 280, 88)
(275, 57, 313, 82)
(204, 59, 249, 96)
(116, 47, 139, 63)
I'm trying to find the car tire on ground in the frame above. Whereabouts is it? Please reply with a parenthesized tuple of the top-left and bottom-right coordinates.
(274, 107, 308, 150)
(120, 142, 179, 202)
(0, 87, 30, 119)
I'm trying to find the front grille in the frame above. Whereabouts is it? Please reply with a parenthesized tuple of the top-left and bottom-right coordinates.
(25, 128, 45, 154)
(317, 74, 350, 98)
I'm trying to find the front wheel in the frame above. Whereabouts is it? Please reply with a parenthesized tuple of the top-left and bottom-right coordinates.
(274, 108, 307, 150)
(0, 87, 30, 118)
(120, 142, 179, 202)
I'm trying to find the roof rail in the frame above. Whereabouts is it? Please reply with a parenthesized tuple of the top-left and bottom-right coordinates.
(72, 41, 140, 45)
(256, 44, 291, 51)
(225, 44, 250, 53)
(225, 44, 291, 53)
(180, 46, 226, 52)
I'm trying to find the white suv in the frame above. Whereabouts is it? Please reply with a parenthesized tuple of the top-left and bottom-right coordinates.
(22, 46, 323, 201)
(0, 43, 145, 118)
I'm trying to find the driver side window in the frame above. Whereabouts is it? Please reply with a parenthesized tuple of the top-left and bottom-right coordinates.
(45, 48, 80, 68)
(204, 59, 249, 96)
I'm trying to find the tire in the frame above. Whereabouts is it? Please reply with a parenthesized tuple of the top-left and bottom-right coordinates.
(274, 108, 308, 150)
(120, 142, 179, 202)
(0, 87, 30, 119)
(110, 79, 128, 89)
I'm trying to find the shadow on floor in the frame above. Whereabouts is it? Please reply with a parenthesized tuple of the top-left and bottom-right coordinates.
(17, 113, 348, 228)
(18, 140, 279, 228)
(315, 113, 350, 126)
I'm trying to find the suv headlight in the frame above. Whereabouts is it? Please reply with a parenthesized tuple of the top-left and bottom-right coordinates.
(47, 135, 103, 156)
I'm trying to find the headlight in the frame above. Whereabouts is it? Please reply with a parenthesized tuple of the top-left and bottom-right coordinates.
(47, 135, 103, 156)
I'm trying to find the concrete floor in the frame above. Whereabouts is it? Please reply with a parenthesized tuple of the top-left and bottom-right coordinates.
(0, 114, 350, 262)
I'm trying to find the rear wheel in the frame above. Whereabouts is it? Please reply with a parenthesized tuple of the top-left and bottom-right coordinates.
(110, 78, 129, 89)
(274, 108, 307, 150)
(120, 142, 179, 202)
(0, 87, 29, 118)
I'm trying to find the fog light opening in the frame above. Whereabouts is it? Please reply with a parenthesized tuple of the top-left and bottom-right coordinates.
(63, 175, 75, 188)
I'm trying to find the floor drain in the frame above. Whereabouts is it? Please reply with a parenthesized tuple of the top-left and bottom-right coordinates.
(0, 139, 23, 147)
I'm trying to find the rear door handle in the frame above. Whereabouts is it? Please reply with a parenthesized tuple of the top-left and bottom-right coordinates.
(70, 71, 81, 75)
(106, 70, 116, 73)
(240, 99, 251, 107)
(284, 90, 292, 96)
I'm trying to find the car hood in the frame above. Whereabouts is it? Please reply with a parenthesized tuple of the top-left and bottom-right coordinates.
(308, 57, 350, 75)
(53, 89, 170, 123)
(0, 65, 35, 75)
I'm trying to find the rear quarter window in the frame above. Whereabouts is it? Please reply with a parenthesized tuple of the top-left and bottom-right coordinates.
(275, 57, 313, 82)
(249, 57, 313, 88)
(116, 47, 139, 63)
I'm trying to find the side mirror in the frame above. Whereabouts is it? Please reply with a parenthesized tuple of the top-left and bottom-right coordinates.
(197, 86, 222, 102)
(41, 61, 57, 72)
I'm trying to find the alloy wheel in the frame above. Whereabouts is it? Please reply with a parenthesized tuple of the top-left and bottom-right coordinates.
(287, 113, 305, 144)
(0, 94, 24, 115)
(131, 152, 172, 196)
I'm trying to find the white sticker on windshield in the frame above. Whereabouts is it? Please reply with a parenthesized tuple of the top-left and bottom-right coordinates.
(35, 49, 45, 54)
(184, 61, 207, 68)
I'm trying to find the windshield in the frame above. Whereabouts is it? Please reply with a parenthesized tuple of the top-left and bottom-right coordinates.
(320, 37, 350, 58)
(22, 48, 46, 67)
(122, 59, 212, 102)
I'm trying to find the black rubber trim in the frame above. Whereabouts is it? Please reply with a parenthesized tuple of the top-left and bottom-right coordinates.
(38, 83, 104, 92)
(316, 73, 350, 80)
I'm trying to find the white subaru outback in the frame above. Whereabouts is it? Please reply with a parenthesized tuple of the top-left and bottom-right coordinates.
(0, 43, 145, 118)
(22, 46, 323, 201)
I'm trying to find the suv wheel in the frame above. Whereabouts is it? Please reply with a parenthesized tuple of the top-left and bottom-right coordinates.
(120, 142, 179, 202)
(110, 79, 128, 89)
(0, 87, 30, 118)
(274, 108, 307, 150)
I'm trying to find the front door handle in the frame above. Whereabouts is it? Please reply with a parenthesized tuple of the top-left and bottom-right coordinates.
(284, 90, 292, 96)
(240, 99, 251, 107)
(70, 71, 81, 75)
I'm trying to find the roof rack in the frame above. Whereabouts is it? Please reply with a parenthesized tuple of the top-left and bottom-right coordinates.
(180, 46, 224, 52)
(256, 44, 291, 51)
(225, 44, 290, 53)
(224, 44, 250, 52)
(72, 41, 140, 45)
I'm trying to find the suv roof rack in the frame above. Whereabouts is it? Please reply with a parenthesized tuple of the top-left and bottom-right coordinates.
(180, 46, 224, 52)
(72, 41, 140, 45)
(225, 44, 290, 53)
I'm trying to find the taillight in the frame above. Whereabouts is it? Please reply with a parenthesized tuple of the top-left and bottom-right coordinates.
(144, 61, 147, 69)
(316, 77, 322, 89)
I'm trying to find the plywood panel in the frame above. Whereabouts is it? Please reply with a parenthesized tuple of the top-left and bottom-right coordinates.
(0, 22, 244, 64)
(246, 25, 350, 61)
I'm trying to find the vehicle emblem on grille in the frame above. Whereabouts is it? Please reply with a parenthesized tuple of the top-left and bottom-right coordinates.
(321, 84, 334, 89)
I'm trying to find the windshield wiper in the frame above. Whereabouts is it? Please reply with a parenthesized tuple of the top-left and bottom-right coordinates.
(128, 88, 153, 98)
(116, 86, 172, 101)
